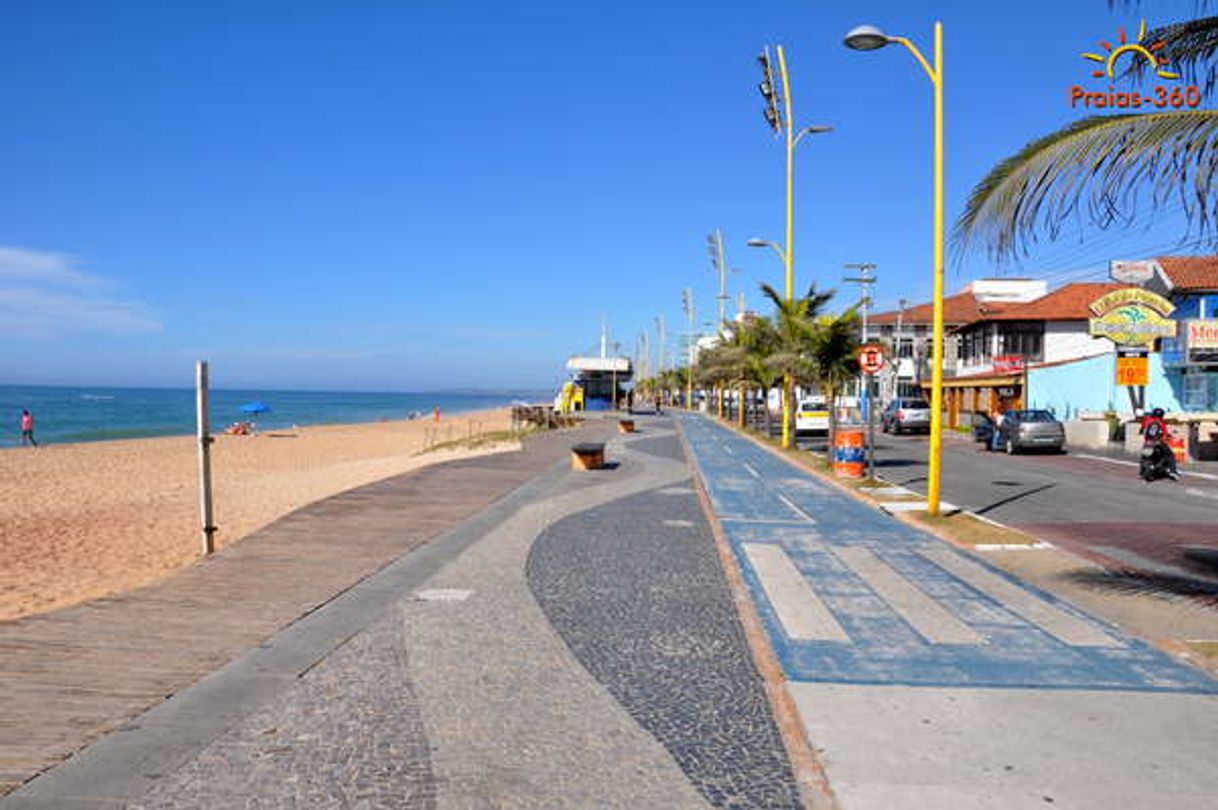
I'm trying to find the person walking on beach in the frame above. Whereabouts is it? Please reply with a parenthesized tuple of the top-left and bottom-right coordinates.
(20, 409, 37, 447)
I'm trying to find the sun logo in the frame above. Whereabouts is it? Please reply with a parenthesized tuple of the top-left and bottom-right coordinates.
(1082, 20, 1179, 80)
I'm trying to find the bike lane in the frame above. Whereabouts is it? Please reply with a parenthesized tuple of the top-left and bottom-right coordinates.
(678, 413, 1216, 693)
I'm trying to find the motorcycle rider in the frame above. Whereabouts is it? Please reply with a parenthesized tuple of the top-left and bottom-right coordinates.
(1140, 407, 1179, 480)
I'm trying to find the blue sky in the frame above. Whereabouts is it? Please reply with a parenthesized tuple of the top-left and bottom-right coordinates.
(0, 0, 1208, 391)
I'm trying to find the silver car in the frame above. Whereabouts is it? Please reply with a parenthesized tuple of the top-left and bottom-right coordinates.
(995, 409, 1066, 454)
(881, 398, 931, 434)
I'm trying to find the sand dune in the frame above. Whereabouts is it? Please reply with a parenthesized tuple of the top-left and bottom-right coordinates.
(0, 409, 514, 620)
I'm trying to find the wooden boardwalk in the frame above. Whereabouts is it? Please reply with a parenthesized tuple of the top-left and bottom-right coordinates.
(0, 427, 601, 796)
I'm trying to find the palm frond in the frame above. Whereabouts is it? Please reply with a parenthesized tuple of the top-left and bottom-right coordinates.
(1130, 16, 1218, 92)
(955, 110, 1218, 261)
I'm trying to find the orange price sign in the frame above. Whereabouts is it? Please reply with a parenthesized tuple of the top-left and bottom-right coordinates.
(1116, 354, 1149, 387)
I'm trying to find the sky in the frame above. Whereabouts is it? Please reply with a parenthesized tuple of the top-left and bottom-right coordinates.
(0, 0, 1210, 391)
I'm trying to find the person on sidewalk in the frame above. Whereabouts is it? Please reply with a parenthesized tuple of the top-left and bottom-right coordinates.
(20, 409, 37, 447)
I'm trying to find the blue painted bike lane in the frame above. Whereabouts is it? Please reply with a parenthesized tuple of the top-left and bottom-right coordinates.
(678, 413, 1217, 693)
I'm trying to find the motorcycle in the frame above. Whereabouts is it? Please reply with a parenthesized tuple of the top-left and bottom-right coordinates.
(1139, 440, 1177, 482)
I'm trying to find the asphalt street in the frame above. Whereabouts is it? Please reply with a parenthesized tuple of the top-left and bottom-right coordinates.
(861, 430, 1218, 586)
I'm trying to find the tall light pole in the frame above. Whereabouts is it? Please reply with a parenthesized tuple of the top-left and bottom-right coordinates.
(845, 22, 946, 516)
(707, 229, 737, 329)
(755, 46, 832, 450)
(682, 288, 696, 409)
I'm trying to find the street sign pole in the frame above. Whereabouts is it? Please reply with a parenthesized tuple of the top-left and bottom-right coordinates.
(856, 343, 886, 481)
(867, 375, 877, 480)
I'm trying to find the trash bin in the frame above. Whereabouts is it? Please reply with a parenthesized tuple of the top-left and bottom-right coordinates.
(833, 427, 865, 479)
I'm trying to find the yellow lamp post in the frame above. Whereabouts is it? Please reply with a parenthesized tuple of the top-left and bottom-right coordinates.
(844, 22, 946, 516)
(755, 45, 831, 450)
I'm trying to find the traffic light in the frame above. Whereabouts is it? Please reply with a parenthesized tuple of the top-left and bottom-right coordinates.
(757, 47, 783, 134)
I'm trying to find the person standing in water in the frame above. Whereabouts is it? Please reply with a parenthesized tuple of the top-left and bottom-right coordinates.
(20, 409, 37, 447)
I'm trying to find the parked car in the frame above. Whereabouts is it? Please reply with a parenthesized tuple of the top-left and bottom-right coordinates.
(973, 409, 1066, 454)
(881, 397, 931, 434)
(795, 397, 829, 435)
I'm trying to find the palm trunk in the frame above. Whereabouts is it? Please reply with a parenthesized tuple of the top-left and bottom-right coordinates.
(827, 384, 838, 459)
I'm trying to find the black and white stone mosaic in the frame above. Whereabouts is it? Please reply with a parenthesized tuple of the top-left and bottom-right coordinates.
(130, 607, 436, 810)
(526, 480, 802, 809)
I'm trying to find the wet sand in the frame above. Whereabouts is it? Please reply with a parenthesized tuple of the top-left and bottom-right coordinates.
(0, 409, 514, 620)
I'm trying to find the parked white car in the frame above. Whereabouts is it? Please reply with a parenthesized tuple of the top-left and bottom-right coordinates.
(795, 397, 829, 435)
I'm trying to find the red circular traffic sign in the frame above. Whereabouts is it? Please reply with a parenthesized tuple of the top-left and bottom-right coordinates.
(857, 343, 886, 375)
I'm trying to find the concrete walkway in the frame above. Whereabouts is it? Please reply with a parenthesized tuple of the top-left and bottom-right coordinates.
(3, 416, 805, 809)
(679, 412, 1218, 808)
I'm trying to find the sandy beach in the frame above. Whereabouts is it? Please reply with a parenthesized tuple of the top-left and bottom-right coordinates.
(0, 409, 515, 621)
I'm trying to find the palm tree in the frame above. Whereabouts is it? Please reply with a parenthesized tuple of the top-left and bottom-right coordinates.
(758, 282, 836, 444)
(808, 308, 862, 451)
(956, 8, 1218, 259)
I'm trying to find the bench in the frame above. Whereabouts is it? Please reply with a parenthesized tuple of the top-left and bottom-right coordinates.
(570, 442, 606, 470)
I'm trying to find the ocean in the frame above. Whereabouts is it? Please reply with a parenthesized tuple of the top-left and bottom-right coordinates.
(0, 385, 549, 448)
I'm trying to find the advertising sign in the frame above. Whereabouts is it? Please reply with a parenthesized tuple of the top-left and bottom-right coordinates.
(1116, 351, 1150, 386)
(1109, 259, 1158, 285)
(1088, 288, 1177, 348)
(857, 344, 886, 375)
(992, 355, 1027, 374)
(1185, 319, 1218, 364)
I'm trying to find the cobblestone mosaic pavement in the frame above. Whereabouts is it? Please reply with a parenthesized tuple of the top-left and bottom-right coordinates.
(10, 420, 810, 808)
(130, 609, 437, 809)
(527, 482, 802, 808)
(678, 413, 1218, 693)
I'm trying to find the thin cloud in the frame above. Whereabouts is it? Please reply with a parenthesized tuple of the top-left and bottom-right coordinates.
(0, 246, 160, 338)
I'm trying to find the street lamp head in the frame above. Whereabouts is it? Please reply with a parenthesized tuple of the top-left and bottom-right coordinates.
(806, 125, 833, 134)
(844, 24, 892, 51)
(746, 238, 769, 248)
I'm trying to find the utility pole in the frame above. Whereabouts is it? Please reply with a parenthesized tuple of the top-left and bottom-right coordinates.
(844, 264, 880, 479)
(895, 297, 908, 400)
(843, 263, 878, 342)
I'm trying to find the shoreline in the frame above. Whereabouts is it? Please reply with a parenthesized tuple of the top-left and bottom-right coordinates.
(0, 398, 541, 451)
(0, 408, 516, 621)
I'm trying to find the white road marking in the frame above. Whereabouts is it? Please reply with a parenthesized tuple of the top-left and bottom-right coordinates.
(922, 548, 1120, 648)
(777, 493, 817, 523)
(663, 519, 694, 528)
(742, 543, 850, 642)
(834, 547, 985, 645)
(743, 462, 762, 479)
(1185, 487, 1218, 501)
(1075, 453, 1218, 482)
(880, 501, 958, 514)
(719, 516, 820, 526)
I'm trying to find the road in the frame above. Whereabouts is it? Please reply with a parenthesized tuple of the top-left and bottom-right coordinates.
(864, 429, 1218, 589)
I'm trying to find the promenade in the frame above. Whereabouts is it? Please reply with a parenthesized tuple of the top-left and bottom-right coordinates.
(3, 412, 1217, 808)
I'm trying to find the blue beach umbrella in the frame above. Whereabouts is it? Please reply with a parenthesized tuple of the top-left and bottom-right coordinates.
(239, 400, 271, 416)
